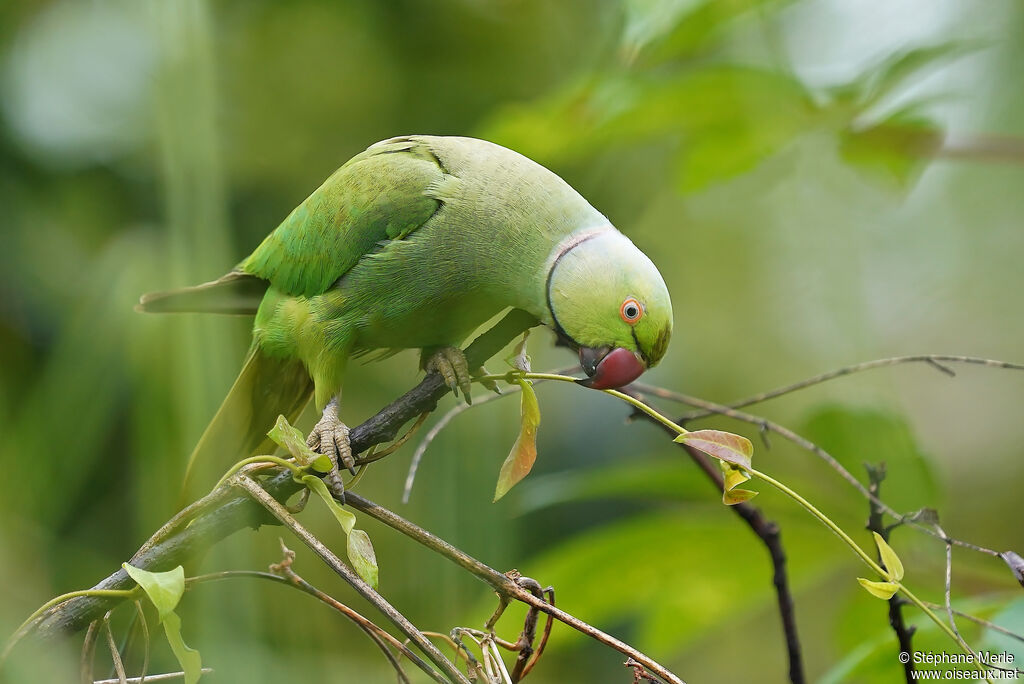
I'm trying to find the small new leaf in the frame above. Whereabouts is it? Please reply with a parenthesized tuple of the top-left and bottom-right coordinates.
(723, 488, 759, 505)
(719, 461, 758, 505)
(858, 577, 900, 600)
(162, 610, 203, 684)
(122, 563, 185, 621)
(677, 429, 753, 470)
(301, 475, 356, 534)
(494, 379, 541, 501)
(347, 529, 379, 588)
(873, 532, 905, 581)
(268, 415, 319, 466)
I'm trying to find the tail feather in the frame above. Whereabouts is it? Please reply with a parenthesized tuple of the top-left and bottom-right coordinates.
(182, 347, 314, 492)
(137, 271, 267, 315)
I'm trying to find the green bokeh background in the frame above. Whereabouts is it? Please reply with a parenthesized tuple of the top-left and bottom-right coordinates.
(2, 1, 1023, 682)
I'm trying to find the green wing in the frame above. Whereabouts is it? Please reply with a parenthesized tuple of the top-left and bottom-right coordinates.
(239, 137, 448, 298)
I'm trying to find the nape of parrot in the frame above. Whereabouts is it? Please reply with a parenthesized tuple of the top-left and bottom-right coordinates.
(138, 135, 673, 494)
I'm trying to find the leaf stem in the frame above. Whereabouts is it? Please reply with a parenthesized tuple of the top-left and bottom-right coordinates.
(211, 455, 304, 492)
(476, 370, 992, 680)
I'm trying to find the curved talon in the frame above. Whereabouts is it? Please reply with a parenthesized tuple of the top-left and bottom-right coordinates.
(306, 398, 354, 499)
(423, 346, 473, 403)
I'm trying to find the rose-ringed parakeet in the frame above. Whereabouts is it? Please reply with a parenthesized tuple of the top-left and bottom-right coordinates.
(139, 135, 672, 491)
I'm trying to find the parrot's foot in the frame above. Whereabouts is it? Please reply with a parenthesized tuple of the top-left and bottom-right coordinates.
(422, 346, 473, 403)
(307, 398, 354, 499)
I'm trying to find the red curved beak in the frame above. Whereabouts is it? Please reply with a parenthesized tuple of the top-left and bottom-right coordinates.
(576, 346, 646, 390)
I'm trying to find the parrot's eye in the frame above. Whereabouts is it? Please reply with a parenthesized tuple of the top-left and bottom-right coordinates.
(620, 297, 643, 324)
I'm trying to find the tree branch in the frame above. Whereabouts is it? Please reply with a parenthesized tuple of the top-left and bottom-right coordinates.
(29, 308, 538, 641)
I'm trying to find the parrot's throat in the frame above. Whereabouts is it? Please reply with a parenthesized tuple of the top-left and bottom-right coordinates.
(544, 225, 613, 349)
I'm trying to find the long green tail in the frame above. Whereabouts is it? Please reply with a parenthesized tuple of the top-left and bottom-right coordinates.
(182, 346, 314, 493)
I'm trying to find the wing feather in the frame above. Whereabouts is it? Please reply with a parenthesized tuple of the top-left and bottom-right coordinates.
(239, 137, 448, 297)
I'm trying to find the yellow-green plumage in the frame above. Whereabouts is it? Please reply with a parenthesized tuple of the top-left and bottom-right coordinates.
(139, 135, 673, 474)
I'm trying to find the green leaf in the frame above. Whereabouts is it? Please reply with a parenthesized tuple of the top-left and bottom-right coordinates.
(857, 578, 899, 600)
(162, 610, 203, 684)
(300, 476, 379, 587)
(267, 414, 318, 466)
(675, 429, 752, 470)
(839, 115, 941, 191)
(857, 42, 979, 110)
(494, 379, 541, 501)
(122, 563, 185, 621)
(347, 529, 379, 588)
(301, 475, 356, 534)
(872, 532, 904, 581)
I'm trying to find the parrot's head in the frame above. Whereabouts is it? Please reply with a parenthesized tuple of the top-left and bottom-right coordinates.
(546, 229, 673, 390)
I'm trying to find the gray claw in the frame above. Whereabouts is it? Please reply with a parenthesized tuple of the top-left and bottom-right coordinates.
(307, 398, 354, 497)
(424, 346, 473, 404)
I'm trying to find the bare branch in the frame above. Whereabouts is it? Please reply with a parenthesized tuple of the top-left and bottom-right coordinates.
(678, 355, 1024, 422)
(93, 668, 214, 683)
(635, 383, 1004, 557)
(233, 475, 466, 684)
(343, 491, 685, 684)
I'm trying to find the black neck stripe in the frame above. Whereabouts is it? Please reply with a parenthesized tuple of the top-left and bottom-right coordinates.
(545, 228, 609, 345)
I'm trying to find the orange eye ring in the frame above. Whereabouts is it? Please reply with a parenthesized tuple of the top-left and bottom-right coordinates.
(620, 297, 643, 324)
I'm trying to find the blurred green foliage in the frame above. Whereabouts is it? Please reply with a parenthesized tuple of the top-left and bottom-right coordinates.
(2, 0, 1023, 682)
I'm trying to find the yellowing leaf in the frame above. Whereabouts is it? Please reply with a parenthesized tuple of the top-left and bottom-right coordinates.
(857, 577, 899, 600)
(162, 610, 203, 684)
(873, 532, 904, 581)
(347, 529, 379, 588)
(723, 488, 759, 505)
(676, 429, 752, 469)
(122, 563, 185, 621)
(494, 380, 541, 502)
(268, 415, 318, 466)
(301, 475, 355, 534)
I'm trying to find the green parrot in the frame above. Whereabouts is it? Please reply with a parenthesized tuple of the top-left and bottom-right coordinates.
(139, 135, 672, 490)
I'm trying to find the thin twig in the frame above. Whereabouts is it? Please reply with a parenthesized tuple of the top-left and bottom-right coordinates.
(866, 464, 915, 684)
(622, 386, 805, 684)
(233, 474, 467, 684)
(92, 668, 213, 683)
(81, 619, 101, 684)
(403, 365, 578, 503)
(678, 355, 1024, 422)
(268, 541, 412, 684)
(344, 491, 685, 684)
(133, 601, 149, 684)
(635, 383, 1003, 557)
(102, 615, 127, 684)
(184, 568, 434, 683)
(920, 603, 1024, 644)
